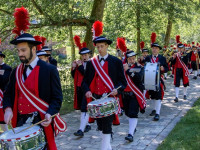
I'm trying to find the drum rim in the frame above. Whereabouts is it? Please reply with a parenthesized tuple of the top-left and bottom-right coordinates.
(0, 127, 42, 142)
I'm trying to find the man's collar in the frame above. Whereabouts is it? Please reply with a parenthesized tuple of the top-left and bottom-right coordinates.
(0, 62, 4, 65)
(26, 57, 39, 68)
(152, 54, 158, 57)
(99, 53, 108, 60)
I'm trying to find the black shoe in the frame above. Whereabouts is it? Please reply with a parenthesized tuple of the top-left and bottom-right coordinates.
(84, 125, 91, 132)
(174, 97, 178, 103)
(193, 76, 197, 80)
(153, 114, 160, 121)
(184, 95, 187, 100)
(198, 74, 200, 77)
(149, 110, 156, 116)
(164, 77, 167, 80)
(134, 128, 137, 133)
(74, 130, 84, 137)
(125, 134, 133, 142)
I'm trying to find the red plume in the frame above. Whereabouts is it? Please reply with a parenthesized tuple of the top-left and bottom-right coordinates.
(192, 42, 195, 45)
(117, 37, 127, 53)
(0, 38, 1, 45)
(73, 35, 82, 51)
(12, 6, 30, 36)
(82, 42, 87, 48)
(92, 21, 103, 37)
(140, 41, 145, 50)
(164, 46, 167, 49)
(41, 37, 46, 47)
(151, 32, 156, 44)
(34, 36, 42, 50)
(197, 43, 199, 47)
(176, 35, 180, 44)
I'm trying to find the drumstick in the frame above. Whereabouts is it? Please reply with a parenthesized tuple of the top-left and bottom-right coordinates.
(91, 95, 97, 100)
(102, 86, 122, 99)
(16, 113, 58, 134)
(9, 121, 16, 134)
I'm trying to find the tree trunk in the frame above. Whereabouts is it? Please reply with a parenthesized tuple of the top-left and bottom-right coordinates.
(69, 26, 75, 61)
(164, 15, 173, 47)
(84, 0, 106, 54)
(164, 0, 174, 47)
(136, 0, 141, 54)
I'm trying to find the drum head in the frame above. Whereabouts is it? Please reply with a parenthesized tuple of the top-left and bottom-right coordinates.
(88, 97, 115, 105)
(0, 125, 41, 140)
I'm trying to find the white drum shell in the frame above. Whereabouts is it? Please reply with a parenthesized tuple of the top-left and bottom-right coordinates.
(144, 63, 160, 91)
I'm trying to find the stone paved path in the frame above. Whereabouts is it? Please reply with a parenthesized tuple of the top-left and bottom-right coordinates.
(56, 74, 200, 150)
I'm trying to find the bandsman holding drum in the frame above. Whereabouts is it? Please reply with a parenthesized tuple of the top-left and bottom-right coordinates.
(117, 38, 146, 142)
(144, 42, 168, 121)
(82, 21, 127, 150)
(71, 35, 92, 137)
(2, 7, 66, 150)
(171, 43, 189, 102)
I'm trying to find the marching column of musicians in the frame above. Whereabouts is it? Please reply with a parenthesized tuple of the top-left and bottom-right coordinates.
(0, 8, 199, 150)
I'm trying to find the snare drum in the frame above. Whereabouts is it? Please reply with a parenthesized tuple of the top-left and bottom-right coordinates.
(0, 125, 46, 150)
(144, 62, 160, 91)
(87, 97, 118, 118)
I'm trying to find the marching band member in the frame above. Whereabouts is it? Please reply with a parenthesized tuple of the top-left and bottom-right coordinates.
(189, 42, 199, 79)
(34, 36, 50, 63)
(145, 33, 168, 121)
(3, 7, 66, 150)
(0, 51, 12, 132)
(117, 38, 146, 142)
(82, 21, 127, 150)
(42, 46, 57, 67)
(72, 35, 91, 137)
(138, 41, 149, 66)
(171, 43, 189, 102)
(36, 50, 50, 62)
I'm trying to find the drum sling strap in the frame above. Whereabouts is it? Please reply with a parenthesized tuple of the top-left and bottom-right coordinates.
(13, 64, 67, 150)
(124, 72, 146, 111)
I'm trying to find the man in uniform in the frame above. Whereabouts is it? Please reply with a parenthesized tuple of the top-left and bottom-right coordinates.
(37, 50, 50, 63)
(42, 46, 57, 67)
(0, 51, 12, 132)
(122, 50, 146, 142)
(3, 33, 63, 149)
(171, 43, 189, 102)
(82, 36, 127, 150)
(145, 43, 168, 121)
(189, 42, 199, 79)
(71, 43, 92, 137)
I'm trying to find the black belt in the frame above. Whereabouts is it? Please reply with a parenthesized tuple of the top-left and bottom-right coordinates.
(93, 93, 103, 99)
(17, 112, 41, 127)
(123, 91, 134, 96)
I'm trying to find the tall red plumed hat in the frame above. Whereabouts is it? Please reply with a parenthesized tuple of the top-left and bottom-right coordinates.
(92, 21, 112, 45)
(10, 6, 41, 45)
(151, 32, 162, 49)
(73, 35, 91, 55)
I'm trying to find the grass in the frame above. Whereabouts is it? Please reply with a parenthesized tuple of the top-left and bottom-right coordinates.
(157, 98, 200, 150)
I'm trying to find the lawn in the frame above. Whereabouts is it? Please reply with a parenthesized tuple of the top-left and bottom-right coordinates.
(157, 98, 200, 150)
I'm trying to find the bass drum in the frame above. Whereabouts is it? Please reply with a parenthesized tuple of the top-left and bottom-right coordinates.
(144, 62, 160, 91)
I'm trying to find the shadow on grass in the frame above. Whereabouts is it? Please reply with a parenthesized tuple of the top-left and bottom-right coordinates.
(157, 98, 200, 150)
